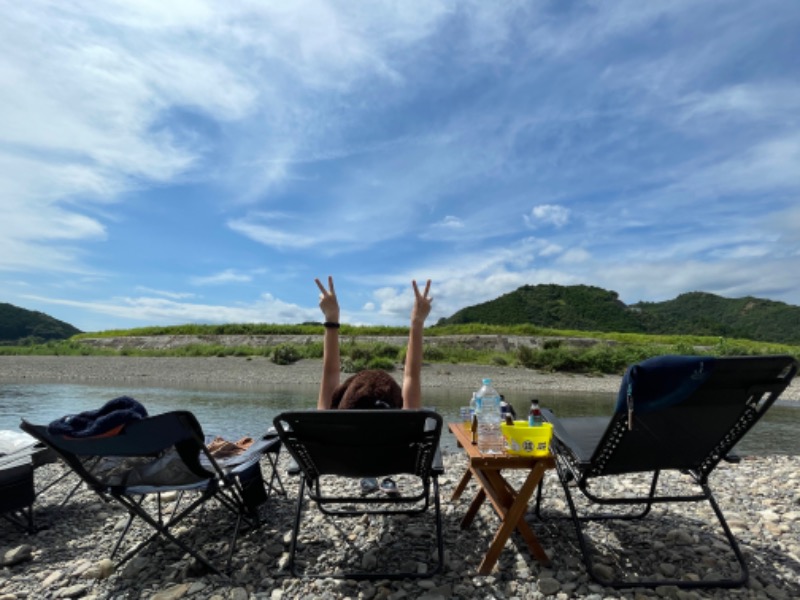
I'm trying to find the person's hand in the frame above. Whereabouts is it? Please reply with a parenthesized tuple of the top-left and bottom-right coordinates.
(315, 276, 340, 323)
(410, 279, 433, 326)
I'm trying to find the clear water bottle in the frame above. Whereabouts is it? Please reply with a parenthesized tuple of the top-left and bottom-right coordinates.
(477, 378, 503, 454)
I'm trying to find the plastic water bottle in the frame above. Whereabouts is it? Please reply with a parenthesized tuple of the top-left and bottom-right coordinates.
(477, 378, 503, 454)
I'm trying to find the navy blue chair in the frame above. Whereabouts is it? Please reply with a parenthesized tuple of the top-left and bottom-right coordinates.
(538, 354, 797, 589)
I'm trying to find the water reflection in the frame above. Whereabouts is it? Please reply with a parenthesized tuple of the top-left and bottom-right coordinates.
(1, 382, 797, 455)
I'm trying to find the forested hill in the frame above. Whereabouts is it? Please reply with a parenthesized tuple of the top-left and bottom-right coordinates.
(436, 285, 800, 345)
(0, 302, 82, 343)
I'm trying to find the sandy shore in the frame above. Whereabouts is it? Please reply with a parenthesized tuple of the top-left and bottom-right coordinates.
(2, 355, 799, 401)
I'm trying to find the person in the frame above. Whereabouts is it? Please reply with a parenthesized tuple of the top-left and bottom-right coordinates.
(314, 275, 433, 497)
(314, 275, 433, 411)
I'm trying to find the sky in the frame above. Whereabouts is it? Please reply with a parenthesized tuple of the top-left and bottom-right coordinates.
(2, 1, 800, 333)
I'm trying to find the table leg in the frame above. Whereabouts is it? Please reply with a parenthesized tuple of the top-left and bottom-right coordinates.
(451, 468, 472, 502)
(475, 462, 550, 574)
(461, 486, 485, 529)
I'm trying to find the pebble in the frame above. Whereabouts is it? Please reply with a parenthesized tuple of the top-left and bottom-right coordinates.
(1, 448, 799, 599)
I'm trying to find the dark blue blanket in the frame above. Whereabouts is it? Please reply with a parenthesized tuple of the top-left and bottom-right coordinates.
(48, 396, 148, 438)
(614, 355, 716, 415)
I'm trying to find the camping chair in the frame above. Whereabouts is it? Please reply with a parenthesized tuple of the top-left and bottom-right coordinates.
(0, 440, 58, 533)
(536, 354, 798, 589)
(273, 409, 445, 580)
(0, 456, 36, 533)
(20, 411, 277, 575)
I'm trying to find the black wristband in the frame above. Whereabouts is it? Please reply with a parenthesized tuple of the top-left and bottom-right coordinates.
(324, 321, 340, 329)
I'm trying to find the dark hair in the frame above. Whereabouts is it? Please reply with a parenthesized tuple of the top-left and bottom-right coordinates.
(331, 369, 403, 410)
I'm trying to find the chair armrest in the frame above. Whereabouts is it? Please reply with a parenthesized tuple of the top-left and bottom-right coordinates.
(431, 446, 444, 475)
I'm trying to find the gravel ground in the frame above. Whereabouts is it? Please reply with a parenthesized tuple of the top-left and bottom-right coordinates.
(2, 355, 800, 599)
(1, 452, 799, 600)
(2, 356, 799, 402)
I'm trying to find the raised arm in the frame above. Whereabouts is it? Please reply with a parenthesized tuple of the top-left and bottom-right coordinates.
(315, 276, 340, 409)
(402, 279, 433, 409)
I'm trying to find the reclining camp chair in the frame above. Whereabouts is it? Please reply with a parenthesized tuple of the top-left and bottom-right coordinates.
(537, 354, 798, 589)
(273, 409, 445, 580)
(21, 411, 277, 575)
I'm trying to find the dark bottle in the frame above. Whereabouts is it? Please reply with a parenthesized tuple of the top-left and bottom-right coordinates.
(528, 398, 543, 427)
(470, 413, 479, 445)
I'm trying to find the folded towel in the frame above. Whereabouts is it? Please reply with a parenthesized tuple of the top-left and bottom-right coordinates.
(48, 396, 148, 438)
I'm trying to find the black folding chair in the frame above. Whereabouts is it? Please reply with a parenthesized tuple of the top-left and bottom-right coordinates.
(21, 411, 277, 575)
(273, 409, 445, 580)
(536, 354, 797, 589)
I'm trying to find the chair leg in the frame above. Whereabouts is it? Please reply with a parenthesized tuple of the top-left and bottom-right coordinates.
(289, 476, 444, 580)
(287, 477, 307, 578)
(112, 492, 225, 576)
(264, 451, 286, 497)
(553, 458, 749, 589)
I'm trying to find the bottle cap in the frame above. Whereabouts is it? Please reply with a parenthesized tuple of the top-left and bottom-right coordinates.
(482, 378, 492, 385)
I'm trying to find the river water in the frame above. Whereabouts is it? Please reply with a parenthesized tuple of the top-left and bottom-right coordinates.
(2, 381, 798, 456)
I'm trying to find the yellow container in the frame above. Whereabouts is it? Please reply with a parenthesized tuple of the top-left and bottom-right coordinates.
(500, 421, 553, 456)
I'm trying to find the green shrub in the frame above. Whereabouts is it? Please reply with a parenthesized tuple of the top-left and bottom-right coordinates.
(271, 344, 301, 365)
(367, 357, 396, 371)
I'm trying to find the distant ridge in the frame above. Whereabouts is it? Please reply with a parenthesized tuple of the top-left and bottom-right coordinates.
(0, 302, 82, 343)
(436, 284, 800, 345)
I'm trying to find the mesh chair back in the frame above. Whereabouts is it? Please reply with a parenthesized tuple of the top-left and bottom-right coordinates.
(589, 355, 797, 478)
(274, 409, 442, 480)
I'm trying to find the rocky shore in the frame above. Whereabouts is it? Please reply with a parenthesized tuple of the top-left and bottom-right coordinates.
(2, 355, 799, 599)
(1, 452, 799, 600)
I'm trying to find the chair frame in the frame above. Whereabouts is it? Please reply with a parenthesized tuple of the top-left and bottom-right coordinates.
(535, 354, 798, 589)
(273, 409, 445, 580)
(0, 460, 36, 533)
(21, 411, 275, 575)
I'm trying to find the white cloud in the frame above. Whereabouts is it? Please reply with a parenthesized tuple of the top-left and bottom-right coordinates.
(524, 205, 571, 229)
(23, 292, 318, 327)
(135, 287, 197, 300)
(437, 216, 465, 229)
(557, 248, 591, 264)
(190, 269, 254, 286)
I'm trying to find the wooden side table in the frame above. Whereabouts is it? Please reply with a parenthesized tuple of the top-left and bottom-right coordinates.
(448, 422, 555, 575)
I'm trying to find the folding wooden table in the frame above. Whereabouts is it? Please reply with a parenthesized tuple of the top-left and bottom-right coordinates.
(448, 422, 555, 575)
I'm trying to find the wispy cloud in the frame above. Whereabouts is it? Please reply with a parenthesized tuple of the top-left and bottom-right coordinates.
(190, 269, 254, 286)
(3, 1, 800, 331)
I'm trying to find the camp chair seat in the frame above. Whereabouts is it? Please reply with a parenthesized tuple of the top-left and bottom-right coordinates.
(21, 411, 276, 575)
(536, 354, 798, 589)
(273, 409, 445, 580)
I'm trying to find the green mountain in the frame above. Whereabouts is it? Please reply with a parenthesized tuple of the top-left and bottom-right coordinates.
(0, 302, 82, 343)
(437, 285, 800, 345)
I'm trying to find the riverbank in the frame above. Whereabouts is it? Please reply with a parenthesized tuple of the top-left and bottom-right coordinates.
(1, 355, 799, 401)
(1, 453, 799, 599)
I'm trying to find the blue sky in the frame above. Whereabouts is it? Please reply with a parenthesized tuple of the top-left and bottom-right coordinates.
(2, 1, 800, 332)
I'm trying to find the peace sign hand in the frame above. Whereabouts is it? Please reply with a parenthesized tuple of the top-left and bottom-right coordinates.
(411, 279, 433, 325)
(314, 276, 340, 323)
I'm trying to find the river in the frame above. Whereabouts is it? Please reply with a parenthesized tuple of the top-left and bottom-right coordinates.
(1, 381, 798, 455)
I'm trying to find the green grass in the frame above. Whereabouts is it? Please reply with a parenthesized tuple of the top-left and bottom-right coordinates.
(4, 324, 799, 376)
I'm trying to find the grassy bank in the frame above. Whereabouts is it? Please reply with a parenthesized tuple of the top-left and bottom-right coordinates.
(2, 323, 798, 376)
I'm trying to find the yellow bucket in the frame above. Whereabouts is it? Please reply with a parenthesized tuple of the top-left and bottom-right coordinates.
(500, 421, 553, 456)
